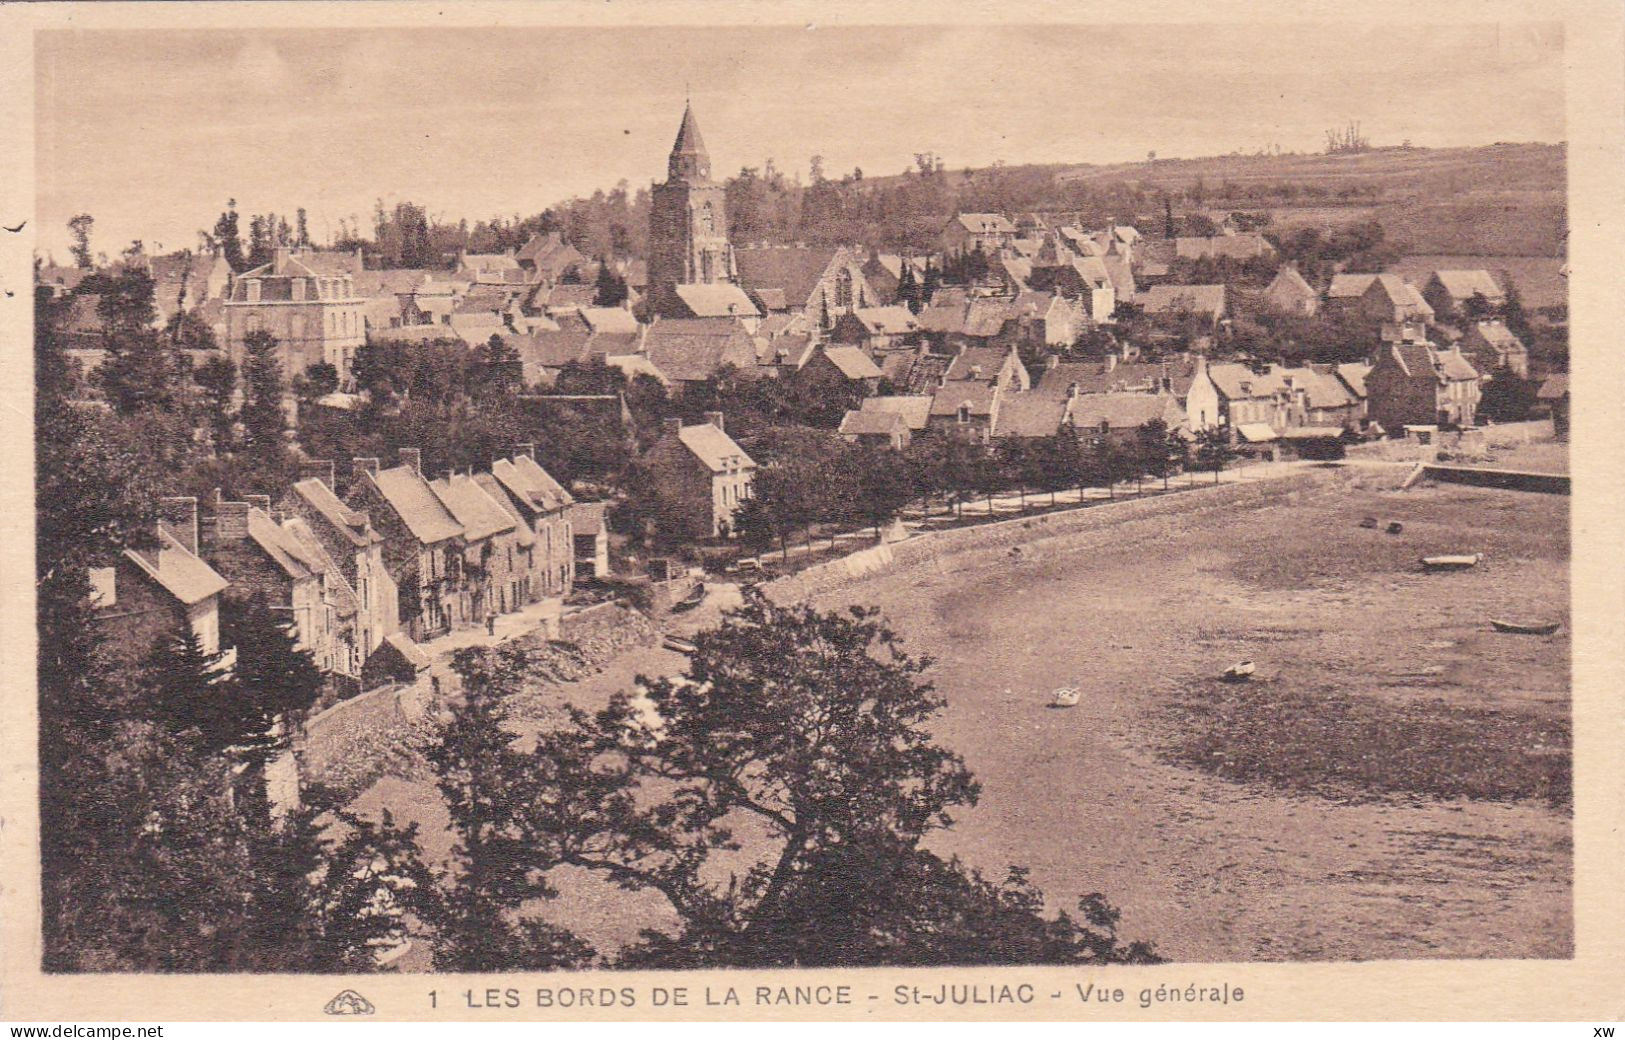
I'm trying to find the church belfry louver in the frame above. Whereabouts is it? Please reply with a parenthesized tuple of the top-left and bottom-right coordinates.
(646, 102, 738, 319)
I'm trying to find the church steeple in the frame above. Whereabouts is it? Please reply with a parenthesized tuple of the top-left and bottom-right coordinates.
(668, 102, 711, 182)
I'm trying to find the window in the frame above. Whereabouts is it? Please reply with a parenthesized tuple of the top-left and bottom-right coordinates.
(246, 279, 261, 302)
(957, 404, 970, 424)
(836, 269, 853, 309)
(699, 201, 715, 234)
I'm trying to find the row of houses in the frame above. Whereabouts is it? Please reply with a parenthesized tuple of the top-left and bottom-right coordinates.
(91, 447, 611, 694)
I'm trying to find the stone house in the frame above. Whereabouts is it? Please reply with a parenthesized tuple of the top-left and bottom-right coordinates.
(488, 450, 577, 598)
(1421, 269, 1505, 322)
(1365, 342, 1483, 431)
(278, 466, 400, 666)
(345, 450, 466, 641)
(90, 497, 229, 676)
(940, 213, 1018, 255)
(1261, 265, 1319, 316)
(1459, 319, 1529, 379)
(640, 413, 756, 539)
(795, 344, 883, 397)
(223, 246, 366, 388)
(568, 501, 611, 579)
(201, 496, 334, 672)
(1324, 273, 1433, 326)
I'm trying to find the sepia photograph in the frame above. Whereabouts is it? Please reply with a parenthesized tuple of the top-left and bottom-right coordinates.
(6, 3, 1619, 1023)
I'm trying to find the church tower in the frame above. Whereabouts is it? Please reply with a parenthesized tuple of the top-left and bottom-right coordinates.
(646, 103, 736, 318)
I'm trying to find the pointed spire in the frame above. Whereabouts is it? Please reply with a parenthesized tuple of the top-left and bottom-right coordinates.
(668, 102, 711, 182)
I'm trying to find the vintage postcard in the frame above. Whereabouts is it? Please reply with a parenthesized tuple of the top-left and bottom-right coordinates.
(1, 0, 1621, 1025)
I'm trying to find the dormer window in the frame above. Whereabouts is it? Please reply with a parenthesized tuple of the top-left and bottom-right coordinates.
(246, 279, 261, 302)
(957, 404, 971, 424)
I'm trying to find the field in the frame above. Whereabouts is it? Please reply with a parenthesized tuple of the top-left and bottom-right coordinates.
(353, 470, 1571, 964)
(808, 471, 1571, 962)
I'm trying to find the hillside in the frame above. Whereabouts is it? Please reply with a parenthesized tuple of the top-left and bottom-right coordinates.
(860, 142, 1566, 258)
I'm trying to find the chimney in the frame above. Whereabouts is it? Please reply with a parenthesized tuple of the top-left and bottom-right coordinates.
(1067, 381, 1079, 399)
(214, 500, 252, 543)
(516, 442, 536, 461)
(245, 494, 272, 515)
(1105, 354, 1117, 372)
(1045, 354, 1060, 371)
(352, 457, 381, 478)
(299, 459, 335, 488)
(663, 417, 684, 438)
(969, 365, 983, 380)
(704, 411, 725, 432)
(158, 497, 199, 555)
(398, 448, 422, 475)
(273, 245, 292, 269)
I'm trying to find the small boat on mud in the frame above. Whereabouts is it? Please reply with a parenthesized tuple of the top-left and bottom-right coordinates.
(1421, 553, 1482, 572)
(1358, 517, 1378, 529)
(662, 635, 697, 654)
(1050, 687, 1081, 708)
(669, 583, 708, 612)
(1490, 619, 1561, 636)
(1220, 660, 1255, 682)
(1386, 521, 1404, 535)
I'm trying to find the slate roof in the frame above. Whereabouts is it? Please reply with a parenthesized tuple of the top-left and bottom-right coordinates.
(567, 500, 608, 537)
(295, 249, 366, 278)
(124, 530, 228, 606)
(383, 631, 432, 670)
(1068, 392, 1184, 431)
(838, 408, 910, 438)
(36, 264, 87, 293)
(245, 507, 318, 581)
(430, 473, 517, 544)
(511, 328, 596, 370)
(992, 392, 1070, 438)
(674, 423, 756, 473)
(858, 394, 933, 430)
(952, 213, 1017, 235)
(1537, 374, 1569, 400)
(471, 472, 534, 546)
(1327, 273, 1378, 299)
(1138, 284, 1226, 317)
(491, 455, 574, 514)
(851, 305, 919, 335)
(1335, 362, 1371, 399)
(1206, 362, 1288, 400)
(1469, 319, 1523, 349)
(579, 307, 640, 334)
(945, 345, 1013, 383)
(1431, 269, 1504, 300)
(1037, 359, 1196, 397)
(643, 318, 759, 382)
(929, 381, 1000, 418)
(281, 517, 360, 617)
(816, 345, 884, 380)
(1175, 234, 1274, 260)
(734, 246, 847, 311)
(289, 478, 380, 548)
(674, 282, 759, 318)
(1264, 265, 1317, 303)
(369, 465, 463, 545)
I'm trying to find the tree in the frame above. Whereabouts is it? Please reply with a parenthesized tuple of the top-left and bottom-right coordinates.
(221, 593, 325, 730)
(193, 354, 237, 451)
(1193, 427, 1237, 483)
(140, 628, 271, 756)
(593, 258, 629, 307)
(421, 647, 595, 971)
(844, 444, 916, 538)
(1477, 369, 1538, 423)
(68, 213, 95, 268)
(96, 328, 186, 417)
(1135, 418, 1183, 491)
(213, 200, 246, 273)
(239, 329, 288, 455)
(519, 595, 1154, 967)
(293, 361, 340, 409)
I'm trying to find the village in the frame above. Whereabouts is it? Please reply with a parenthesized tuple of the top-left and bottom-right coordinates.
(35, 99, 1572, 971)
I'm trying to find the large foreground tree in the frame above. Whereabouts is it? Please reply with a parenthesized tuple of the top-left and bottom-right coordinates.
(443, 595, 1163, 968)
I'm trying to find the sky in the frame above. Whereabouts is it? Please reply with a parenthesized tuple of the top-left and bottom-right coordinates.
(34, 22, 1564, 260)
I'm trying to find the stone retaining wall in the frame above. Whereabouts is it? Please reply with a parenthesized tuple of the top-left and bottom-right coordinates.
(765, 471, 1341, 604)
